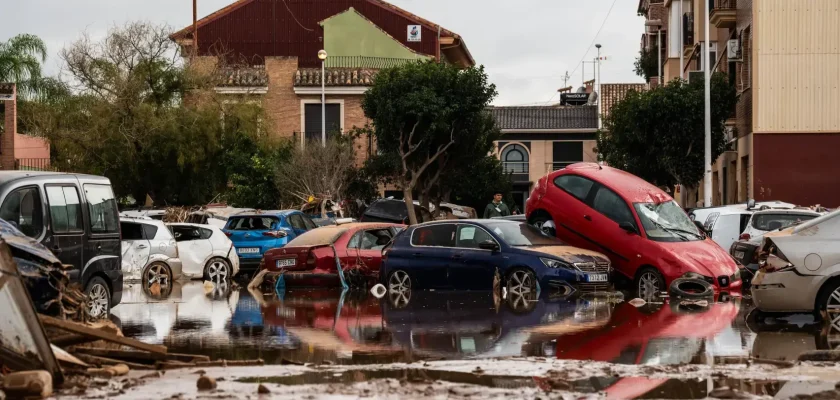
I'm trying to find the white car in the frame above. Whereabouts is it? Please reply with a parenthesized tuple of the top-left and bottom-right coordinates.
(702, 208, 753, 250)
(120, 217, 182, 296)
(751, 209, 840, 316)
(167, 223, 239, 282)
(739, 208, 823, 241)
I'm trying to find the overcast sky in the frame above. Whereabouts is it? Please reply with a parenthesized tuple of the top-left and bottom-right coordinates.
(2, 0, 645, 106)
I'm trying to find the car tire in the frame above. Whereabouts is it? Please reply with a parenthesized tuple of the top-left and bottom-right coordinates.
(816, 279, 840, 323)
(85, 277, 111, 319)
(387, 270, 412, 308)
(204, 258, 231, 283)
(634, 267, 666, 301)
(142, 262, 173, 299)
(669, 278, 714, 299)
(529, 213, 557, 237)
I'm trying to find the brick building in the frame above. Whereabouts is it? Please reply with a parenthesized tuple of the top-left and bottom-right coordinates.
(640, 0, 840, 207)
(170, 0, 474, 157)
(0, 84, 51, 171)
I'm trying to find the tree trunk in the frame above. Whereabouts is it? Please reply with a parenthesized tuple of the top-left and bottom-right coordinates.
(432, 197, 443, 220)
(403, 189, 418, 225)
(418, 191, 432, 219)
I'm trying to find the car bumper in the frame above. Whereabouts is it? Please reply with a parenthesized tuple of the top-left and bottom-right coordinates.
(261, 271, 344, 288)
(537, 268, 612, 293)
(169, 258, 183, 280)
(107, 268, 123, 307)
(239, 258, 263, 271)
(229, 250, 240, 277)
(751, 270, 820, 312)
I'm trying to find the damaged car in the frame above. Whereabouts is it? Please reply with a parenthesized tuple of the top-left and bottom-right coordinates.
(381, 220, 612, 294)
(223, 210, 318, 271)
(751, 208, 840, 318)
(168, 223, 239, 282)
(120, 217, 181, 297)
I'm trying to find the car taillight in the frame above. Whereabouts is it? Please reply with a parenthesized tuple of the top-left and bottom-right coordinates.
(739, 233, 750, 240)
(224, 231, 232, 237)
(263, 231, 288, 238)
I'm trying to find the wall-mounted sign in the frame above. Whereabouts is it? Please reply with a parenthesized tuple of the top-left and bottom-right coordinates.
(407, 25, 421, 42)
(560, 93, 589, 106)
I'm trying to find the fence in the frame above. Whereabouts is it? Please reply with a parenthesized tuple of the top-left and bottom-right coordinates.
(503, 162, 529, 175)
(15, 158, 55, 171)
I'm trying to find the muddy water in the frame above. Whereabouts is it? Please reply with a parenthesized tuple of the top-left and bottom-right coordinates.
(109, 280, 840, 398)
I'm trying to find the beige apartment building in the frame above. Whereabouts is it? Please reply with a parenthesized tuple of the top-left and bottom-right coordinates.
(639, 0, 840, 207)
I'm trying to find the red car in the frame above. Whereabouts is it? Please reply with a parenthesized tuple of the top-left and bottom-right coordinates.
(525, 163, 742, 297)
(260, 223, 403, 287)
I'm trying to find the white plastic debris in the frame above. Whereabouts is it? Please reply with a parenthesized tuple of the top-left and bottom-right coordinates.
(502, 287, 508, 299)
(628, 298, 647, 307)
(370, 283, 387, 298)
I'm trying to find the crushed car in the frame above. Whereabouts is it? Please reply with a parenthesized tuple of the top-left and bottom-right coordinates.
(120, 217, 181, 298)
(259, 223, 402, 288)
(751, 208, 840, 318)
(360, 198, 433, 225)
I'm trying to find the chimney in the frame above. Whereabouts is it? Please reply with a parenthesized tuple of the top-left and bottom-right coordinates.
(1, 83, 16, 170)
(584, 79, 595, 94)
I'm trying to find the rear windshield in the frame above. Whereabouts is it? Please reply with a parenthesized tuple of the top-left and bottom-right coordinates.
(752, 213, 818, 231)
(227, 216, 279, 231)
(286, 228, 347, 247)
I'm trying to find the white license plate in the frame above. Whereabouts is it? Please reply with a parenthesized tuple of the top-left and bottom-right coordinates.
(734, 251, 745, 260)
(587, 274, 609, 283)
(238, 248, 259, 254)
(276, 259, 296, 268)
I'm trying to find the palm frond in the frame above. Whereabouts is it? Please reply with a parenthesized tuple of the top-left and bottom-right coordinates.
(5, 34, 48, 62)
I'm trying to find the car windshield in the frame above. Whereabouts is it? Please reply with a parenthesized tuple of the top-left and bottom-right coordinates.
(634, 201, 704, 242)
(751, 213, 817, 231)
(481, 222, 566, 246)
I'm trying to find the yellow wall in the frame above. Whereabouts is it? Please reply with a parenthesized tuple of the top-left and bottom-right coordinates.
(754, 0, 840, 133)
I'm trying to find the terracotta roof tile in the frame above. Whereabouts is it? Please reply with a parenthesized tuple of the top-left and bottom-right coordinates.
(490, 106, 598, 130)
(601, 83, 647, 120)
(217, 66, 269, 87)
(294, 68, 378, 86)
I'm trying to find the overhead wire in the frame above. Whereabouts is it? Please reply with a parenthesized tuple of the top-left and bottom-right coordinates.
(543, 0, 620, 105)
(281, 0, 315, 32)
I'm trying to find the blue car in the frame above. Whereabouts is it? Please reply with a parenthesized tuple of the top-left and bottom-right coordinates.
(223, 210, 318, 271)
(381, 220, 613, 294)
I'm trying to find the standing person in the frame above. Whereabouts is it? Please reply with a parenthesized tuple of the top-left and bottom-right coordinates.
(483, 192, 511, 219)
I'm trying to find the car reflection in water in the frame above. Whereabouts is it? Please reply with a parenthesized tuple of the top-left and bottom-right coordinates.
(525, 294, 741, 399)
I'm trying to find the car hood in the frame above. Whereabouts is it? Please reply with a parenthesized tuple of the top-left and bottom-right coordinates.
(514, 245, 610, 264)
(0, 219, 61, 265)
(657, 239, 737, 277)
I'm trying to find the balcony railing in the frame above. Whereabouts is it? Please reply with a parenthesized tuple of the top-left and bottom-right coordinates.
(546, 162, 577, 172)
(15, 158, 55, 171)
(710, 0, 737, 28)
(324, 56, 424, 69)
(503, 162, 529, 174)
(712, 0, 737, 10)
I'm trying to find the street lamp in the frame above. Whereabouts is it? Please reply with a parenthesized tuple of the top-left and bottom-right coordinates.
(318, 49, 328, 147)
(595, 44, 602, 129)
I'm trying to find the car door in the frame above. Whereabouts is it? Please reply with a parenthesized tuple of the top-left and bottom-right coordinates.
(82, 183, 121, 283)
(171, 225, 214, 277)
(581, 184, 642, 270)
(287, 213, 308, 238)
(409, 224, 455, 289)
(120, 221, 150, 280)
(44, 185, 85, 270)
(449, 224, 499, 290)
(549, 175, 598, 249)
(345, 228, 394, 274)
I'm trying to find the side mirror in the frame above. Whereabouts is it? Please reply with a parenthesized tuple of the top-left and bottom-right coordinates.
(479, 240, 500, 251)
(747, 199, 756, 210)
(619, 222, 638, 235)
(693, 220, 706, 232)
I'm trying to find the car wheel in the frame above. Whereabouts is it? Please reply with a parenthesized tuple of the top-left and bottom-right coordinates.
(529, 214, 557, 237)
(635, 267, 665, 301)
(85, 277, 111, 319)
(817, 280, 840, 324)
(142, 262, 173, 299)
(204, 258, 231, 284)
(507, 268, 537, 297)
(387, 270, 411, 308)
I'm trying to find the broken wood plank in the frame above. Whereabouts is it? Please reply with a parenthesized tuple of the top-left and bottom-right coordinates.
(50, 333, 97, 348)
(39, 315, 167, 355)
(195, 359, 265, 367)
(155, 361, 197, 370)
(73, 353, 153, 370)
(51, 344, 89, 367)
(72, 348, 209, 363)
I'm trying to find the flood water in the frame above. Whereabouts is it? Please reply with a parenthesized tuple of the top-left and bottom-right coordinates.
(110, 279, 840, 398)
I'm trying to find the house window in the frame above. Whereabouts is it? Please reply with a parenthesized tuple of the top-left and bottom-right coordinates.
(502, 144, 529, 174)
(701, 42, 718, 71)
(304, 103, 341, 142)
(551, 142, 583, 171)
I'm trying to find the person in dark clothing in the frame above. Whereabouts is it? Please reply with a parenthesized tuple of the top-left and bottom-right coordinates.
(483, 192, 511, 218)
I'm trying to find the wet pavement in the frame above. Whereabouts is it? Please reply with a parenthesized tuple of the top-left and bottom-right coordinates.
(106, 280, 840, 398)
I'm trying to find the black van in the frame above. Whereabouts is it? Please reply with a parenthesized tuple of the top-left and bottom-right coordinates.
(0, 171, 122, 318)
(360, 199, 433, 224)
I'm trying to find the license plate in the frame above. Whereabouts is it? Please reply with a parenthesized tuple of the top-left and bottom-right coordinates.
(734, 251, 745, 260)
(238, 247, 259, 254)
(276, 259, 296, 268)
(587, 274, 609, 283)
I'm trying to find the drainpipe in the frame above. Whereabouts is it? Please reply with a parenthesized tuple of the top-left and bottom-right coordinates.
(436, 26, 441, 62)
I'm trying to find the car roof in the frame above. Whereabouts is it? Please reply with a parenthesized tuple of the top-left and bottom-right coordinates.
(0, 171, 109, 186)
(228, 210, 298, 217)
(168, 222, 222, 230)
(413, 219, 520, 228)
(120, 216, 165, 226)
(751, 209, 821, 216)
(556, 163, 672, 204)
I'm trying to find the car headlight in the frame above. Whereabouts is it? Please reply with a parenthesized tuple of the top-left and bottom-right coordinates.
(541, 258, 573, 270)
(681, 272, 707, 280)
(731, 270, 742, 282)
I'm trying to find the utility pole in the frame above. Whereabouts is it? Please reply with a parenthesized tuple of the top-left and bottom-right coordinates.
(192, 0, 198, 59)
(703, 0, 712, 206)
(562, 71, 570, 88)
(596, 44, 602, 130)
(679, 0, 684, 80)
(657, 27, 662, 83)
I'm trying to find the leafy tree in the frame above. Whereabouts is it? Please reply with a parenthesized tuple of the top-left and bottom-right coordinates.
(597, 72, 739, 189)
(447, 155, 513, 213)
(361, 61, 498, 224)
(633, 45, 659, 83)
(0, 34, 48, 97)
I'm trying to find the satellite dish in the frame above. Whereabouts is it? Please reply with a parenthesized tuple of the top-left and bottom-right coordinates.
(576, 86, 586, 93)
(587, 91, 599, 105)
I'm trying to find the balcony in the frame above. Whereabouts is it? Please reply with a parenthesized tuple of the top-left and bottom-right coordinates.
(503, 162, 529, 175)
(682, 12, 695, 58)
(546, 162, 577, 172)
(710, 0, 737, 29)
